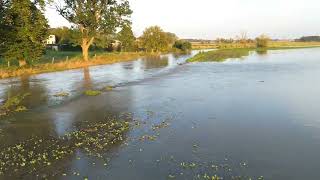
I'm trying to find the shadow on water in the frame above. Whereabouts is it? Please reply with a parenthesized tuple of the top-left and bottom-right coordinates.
(256, 49, 268, 56)
(83, 67, 93, 90)
(2, 76, 49, 109)
(141, 55, 169, 69)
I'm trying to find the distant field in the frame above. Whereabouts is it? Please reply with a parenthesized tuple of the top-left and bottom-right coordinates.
(191, 42, 218, 49)
(190, 41, 320, 50)
(268, 41, 320, 48)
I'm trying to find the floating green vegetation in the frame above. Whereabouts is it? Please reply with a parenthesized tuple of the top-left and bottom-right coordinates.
(0, 118, 130, 177)
(187, 49, 250, 63)
(53, 92, 70, 97)
(105, 86, 114, 91)
(14, 106, 28, 112)
(0, 110, 264, 179)
(84, 90, 102, 96)
(180, 162, 197, 169)
(197, 174, 222, 180)
(139, 135, 157, 141)
(0, 93, 30, 117)
(152, 121, 170, 131)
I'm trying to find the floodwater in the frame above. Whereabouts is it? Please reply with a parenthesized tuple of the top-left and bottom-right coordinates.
(1, 48, 320, 179)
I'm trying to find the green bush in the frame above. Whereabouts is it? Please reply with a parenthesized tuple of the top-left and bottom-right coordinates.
(256, 35, 270, 48)
(173, 40, 192, 51)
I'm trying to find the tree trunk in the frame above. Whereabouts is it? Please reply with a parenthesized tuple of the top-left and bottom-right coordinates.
(82, 44, 90, 61)
(19, 59, 27, 67)
(81, 37, 94, 61)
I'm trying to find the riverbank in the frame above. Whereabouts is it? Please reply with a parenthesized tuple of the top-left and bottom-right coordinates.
(187, 46, 320, 62)
(0, 52, 158, 79)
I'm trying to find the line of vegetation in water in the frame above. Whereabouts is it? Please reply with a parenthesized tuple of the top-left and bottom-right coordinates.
(187, 46, 320, 63)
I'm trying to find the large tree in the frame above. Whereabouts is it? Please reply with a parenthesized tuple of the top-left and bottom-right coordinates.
(0, 0, 48, 66)
(140, 26, 171, 52)
(0, 0, 9, 55)
(56, 0, 132, 61)
(117, 25, 135, 52)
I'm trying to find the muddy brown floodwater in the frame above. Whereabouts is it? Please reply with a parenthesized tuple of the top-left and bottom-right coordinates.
(0, 49, 320, 180)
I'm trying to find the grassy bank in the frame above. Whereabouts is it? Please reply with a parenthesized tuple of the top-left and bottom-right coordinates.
(0, 52, 151, 79)
(187, 45, 320, 63)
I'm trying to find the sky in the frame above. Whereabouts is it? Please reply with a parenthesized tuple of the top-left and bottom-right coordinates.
(45, 0, 320, 39)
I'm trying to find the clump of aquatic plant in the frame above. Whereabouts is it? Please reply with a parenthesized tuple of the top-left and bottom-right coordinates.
(152, 121, 170, 130)
(84, 90, 102, 96)
(14, 106, 28, 112)
(180, 162, 197, 169)
(201, 174, 222, 180)
(53, 92, 69, 97)
(0, 93, 30, 116)
(105, 86, 114, 91)
(139, 135, 157, 141)
(168, 174, 176, 179)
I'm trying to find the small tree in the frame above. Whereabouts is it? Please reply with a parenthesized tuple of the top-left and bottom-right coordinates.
(56, 0, 132, 61)
(117, 25, 135, 52)
(165, 32, 178, 46)
(1, 0, 48, 67)
(256, 34, 270, 48)
(140, 26, 170, 52)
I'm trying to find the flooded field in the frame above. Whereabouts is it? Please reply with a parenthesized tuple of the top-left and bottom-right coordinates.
(1, 48, 320, 179)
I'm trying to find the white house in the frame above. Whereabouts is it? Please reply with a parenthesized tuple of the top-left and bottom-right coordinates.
(46, 35, 56, 45)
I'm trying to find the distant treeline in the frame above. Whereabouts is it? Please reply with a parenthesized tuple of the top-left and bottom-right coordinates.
(185, 35, 320, 44)
(48, 26, 192, 53)
(295, 36, 320, 42)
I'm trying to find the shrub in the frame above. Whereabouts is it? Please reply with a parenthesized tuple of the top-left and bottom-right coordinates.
(173, 40, 192, 51)
(256, 34, 270, 48)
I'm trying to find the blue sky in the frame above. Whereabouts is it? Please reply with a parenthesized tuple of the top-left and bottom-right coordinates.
(46, 0, 320, 39)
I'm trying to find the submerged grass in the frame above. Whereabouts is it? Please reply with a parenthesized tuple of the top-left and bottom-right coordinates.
(84, 90, 102, 96)
(0, 93, 30, 117)
(187, 49, 250, 62)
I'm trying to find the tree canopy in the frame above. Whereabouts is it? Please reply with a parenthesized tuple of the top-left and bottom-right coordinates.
(140, 26, 173, 52)
(56, 0, 132, 61)
(117, 25, 136, 52)
(0, 0, 48, 66)
(296, 36, 320, 42)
